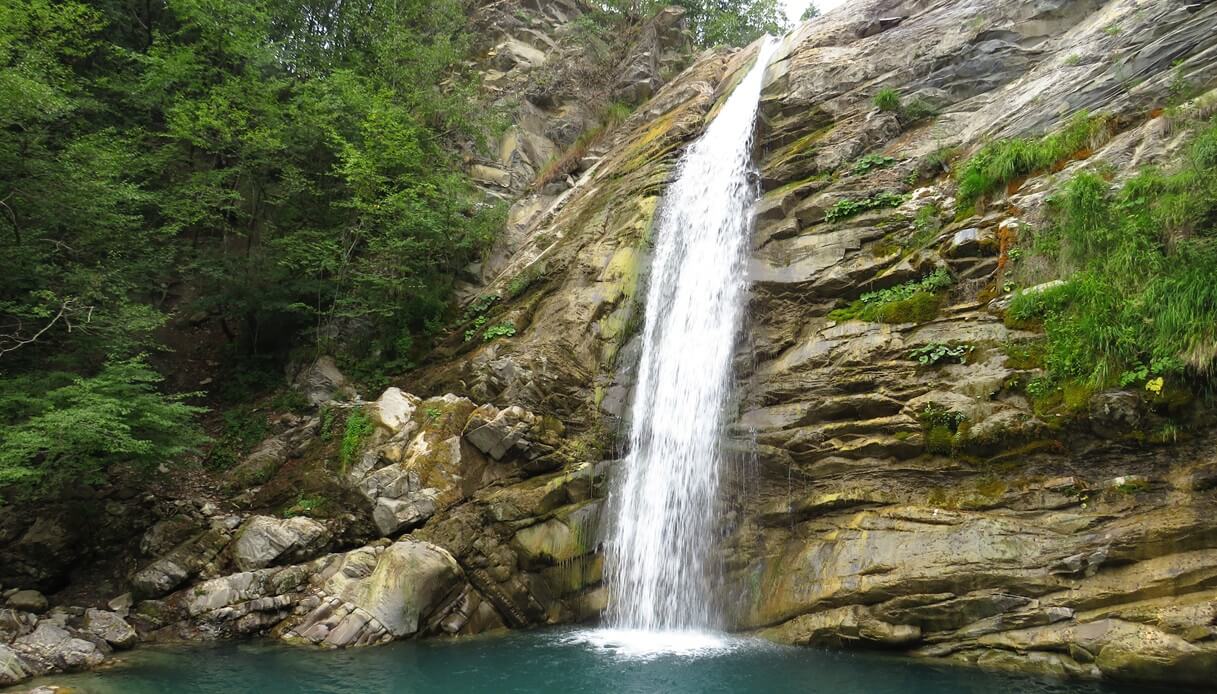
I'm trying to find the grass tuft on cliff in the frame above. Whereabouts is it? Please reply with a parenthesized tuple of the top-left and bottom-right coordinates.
(956, 112, 1109, 211)
(830, 268, 953, 324)
(1006, 118, 1217, 391)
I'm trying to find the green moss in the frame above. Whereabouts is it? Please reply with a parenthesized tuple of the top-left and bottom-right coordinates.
(878, 292, 942, 323)
(1003, 340, 1046, 370)
(1114, 480, 1149, 494)
(853, 153, 897, 175)
(506, 262, 547, 298)
(924, 425, 956, 454)
(829, 269, 952, 324)
(283, 495, 327, 517)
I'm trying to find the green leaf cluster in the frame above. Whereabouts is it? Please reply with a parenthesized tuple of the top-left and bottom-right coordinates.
(825, 191, 906, 223)
(852, 154, 897, 175)
(909, 343, 973, 366)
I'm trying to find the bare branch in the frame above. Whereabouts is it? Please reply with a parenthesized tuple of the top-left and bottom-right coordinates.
(0, 298, 94, 358)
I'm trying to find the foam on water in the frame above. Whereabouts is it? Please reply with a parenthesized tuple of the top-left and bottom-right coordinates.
(562, 628, 745, 661)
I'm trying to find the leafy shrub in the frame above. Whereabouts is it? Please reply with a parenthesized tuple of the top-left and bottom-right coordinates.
(825, 191, 906, 223)
(462, 294, 500, 321)
(464, 315, 489, 342)
(956, 112, 1108, 211)
(874, 88, 902, 112)
(909, 343, 973, 365)
(0, 359, 206, 493)
(207, 406, 271, 470)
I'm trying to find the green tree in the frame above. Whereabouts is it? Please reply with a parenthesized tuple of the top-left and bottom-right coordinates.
(600, 0, 788, 47)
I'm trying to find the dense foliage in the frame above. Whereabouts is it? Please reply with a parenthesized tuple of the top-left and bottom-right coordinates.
(1007, 117, 1217, 393)
(0, 0, 501, 493)
(599, 0, 786, 47)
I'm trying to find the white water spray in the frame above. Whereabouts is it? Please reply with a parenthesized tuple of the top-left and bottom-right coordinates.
(603, 37, 777, 635)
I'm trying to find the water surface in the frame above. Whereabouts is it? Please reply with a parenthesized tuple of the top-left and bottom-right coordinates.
(27, 628, 1172, 694)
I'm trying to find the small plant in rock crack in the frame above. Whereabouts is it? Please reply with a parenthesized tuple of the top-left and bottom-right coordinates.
(853, 153, 897, 175)
(482, 322, 517, 342)
(909, 343, 973, 365)
(825, 191, 906, 223)
(874, 88, 902, 112)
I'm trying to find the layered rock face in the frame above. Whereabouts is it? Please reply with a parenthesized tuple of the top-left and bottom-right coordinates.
(723, 0, 1217, 685)
(417, 0, 1217, 686)
(6, 0, 1217, 689)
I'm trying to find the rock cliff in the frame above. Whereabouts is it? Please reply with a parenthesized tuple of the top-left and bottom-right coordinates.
(4, 0, 1217, 689)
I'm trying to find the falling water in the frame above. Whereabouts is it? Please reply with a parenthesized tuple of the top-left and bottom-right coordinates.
(604, 37, 778, 634)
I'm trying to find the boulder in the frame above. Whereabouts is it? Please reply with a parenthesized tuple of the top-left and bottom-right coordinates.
(371, 388, 420, 434)
(373, 493, 439, 537)
(81, 609, 137, 649)
(291, 355, 353, 405)
(462, 404, 559, 471)
(0, 644, 27, 686)
(5, 591, 47, 614)
(13, 622, 104, 672)
(130, 528, 231, 599)
(283, 539, 464, 647)
(231, 516, 330, 572)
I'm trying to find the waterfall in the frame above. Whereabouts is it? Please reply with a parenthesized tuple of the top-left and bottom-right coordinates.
(604, 37, 777, 634)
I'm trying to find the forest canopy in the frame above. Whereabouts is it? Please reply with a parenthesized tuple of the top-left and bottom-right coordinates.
(0, 0, 501, 490)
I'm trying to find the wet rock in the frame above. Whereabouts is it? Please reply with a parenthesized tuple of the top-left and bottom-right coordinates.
(1089, 391, 1144, 440)
(760, 605, 921, 648)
